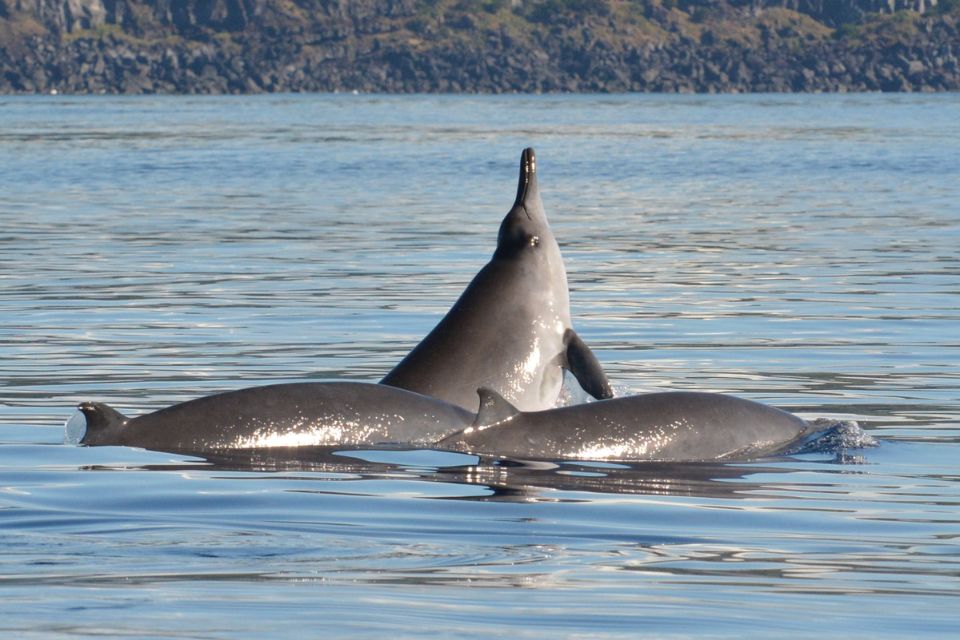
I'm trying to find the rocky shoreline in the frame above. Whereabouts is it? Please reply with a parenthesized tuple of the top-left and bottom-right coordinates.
(2, 0, 959, 94)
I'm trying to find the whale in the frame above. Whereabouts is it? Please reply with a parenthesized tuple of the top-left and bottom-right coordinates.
(437, 388, 815, 462)
(77, 382, 473, 453)
(77, 383, 819, 462)
(380, 147, 613, 413)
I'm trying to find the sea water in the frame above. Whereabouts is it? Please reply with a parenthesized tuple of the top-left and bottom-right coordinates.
(1, 93, 958, 638)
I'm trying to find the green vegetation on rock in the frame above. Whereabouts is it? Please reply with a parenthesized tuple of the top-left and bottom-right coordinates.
(1, 0, 958, 92)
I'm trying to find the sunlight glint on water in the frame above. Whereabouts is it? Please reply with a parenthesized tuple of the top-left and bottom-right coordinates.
(1, 94, 958, 638)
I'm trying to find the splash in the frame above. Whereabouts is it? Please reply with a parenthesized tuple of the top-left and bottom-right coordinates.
(63, 410, 86, 445)
(787, 419, 878, 460)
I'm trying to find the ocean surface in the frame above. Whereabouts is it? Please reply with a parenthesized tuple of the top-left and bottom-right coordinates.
(1, 93, 958, 638)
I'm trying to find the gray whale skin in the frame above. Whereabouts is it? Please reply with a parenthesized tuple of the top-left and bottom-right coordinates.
(78, 384, 812, 462)
(78, 382, 473, 453)
(380, 147, 612, 412)
(439, 388, 814, 461)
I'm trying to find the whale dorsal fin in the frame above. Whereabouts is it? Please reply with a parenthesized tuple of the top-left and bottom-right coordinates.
(473, 387, 521, 428)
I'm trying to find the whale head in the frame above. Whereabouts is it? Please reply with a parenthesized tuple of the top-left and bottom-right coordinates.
(494, 148, 561, 266)
(76, 401, 129, 446)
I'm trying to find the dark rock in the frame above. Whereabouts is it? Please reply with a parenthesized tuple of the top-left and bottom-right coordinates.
(2, 0, 959, 93)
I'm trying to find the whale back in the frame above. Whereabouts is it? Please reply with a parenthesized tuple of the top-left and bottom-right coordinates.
(441, 390, 811, 462)
(79, 382, 474, 453)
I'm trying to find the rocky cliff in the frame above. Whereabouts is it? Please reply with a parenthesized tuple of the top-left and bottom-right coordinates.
(2, 0, 958, 93)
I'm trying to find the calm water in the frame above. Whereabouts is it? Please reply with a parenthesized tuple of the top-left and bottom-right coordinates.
(1, 94, 958, 638)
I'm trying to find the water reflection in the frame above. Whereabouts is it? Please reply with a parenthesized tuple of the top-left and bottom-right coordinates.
(86, 446, 807, 502)
(3, 94, 959, 638)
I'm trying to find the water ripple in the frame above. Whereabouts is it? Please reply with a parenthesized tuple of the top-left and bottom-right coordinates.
(1, 93, 959, 638)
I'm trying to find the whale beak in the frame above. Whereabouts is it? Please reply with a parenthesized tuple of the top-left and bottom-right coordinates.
(512, 147, 541, 220)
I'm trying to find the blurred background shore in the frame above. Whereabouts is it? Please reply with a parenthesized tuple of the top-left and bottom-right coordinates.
(2, 0, 958, 94)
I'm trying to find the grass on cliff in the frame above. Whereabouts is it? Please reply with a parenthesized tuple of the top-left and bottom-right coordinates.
(835, 9, 931, 43)
(3, 0, 954, 58)
(391, 0, 840, 52)
(0, 12, 46, 48)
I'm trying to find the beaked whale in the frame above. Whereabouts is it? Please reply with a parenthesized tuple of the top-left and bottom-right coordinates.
(380, 148, 612, 413)
(78, 382, 473, 453)
(77, 383, 815, 463)
(437, 388, 815, 462)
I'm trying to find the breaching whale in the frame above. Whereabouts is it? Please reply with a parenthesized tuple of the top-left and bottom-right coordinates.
(380, 147, 612, 413)
(437, 388, 815, 462)
(77, 382, 473, 453)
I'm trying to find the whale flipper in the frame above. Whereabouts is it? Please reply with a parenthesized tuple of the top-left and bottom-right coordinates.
(77, 401, 129, 445)
(474, 387, 521, 428)
(564, 329, 614, 400)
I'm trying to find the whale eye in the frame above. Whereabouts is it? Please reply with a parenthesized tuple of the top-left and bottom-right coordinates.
(529, 235, 540, 247)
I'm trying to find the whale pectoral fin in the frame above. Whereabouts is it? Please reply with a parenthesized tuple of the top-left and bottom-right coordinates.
(473, 387, 521, 428)
(564, 329, 614, 400)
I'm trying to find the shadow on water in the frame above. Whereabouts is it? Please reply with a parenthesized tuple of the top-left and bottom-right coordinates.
(79, 445, 819, 502)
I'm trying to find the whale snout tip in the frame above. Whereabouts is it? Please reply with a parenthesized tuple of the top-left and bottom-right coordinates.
(513, 148, 539, 210)
(521, 147, 536, 176)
